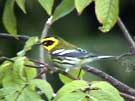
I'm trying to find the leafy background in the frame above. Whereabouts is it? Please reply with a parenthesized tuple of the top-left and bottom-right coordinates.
(0, 0, 135, 91)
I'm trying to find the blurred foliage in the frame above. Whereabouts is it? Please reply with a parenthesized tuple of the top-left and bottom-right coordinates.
(0, 0, 135, 99)
(1, 0, 119, 35)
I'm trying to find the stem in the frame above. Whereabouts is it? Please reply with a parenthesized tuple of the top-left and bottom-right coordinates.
(117, 18, 135, 54)
(39, 16, 53, 62)
(82, 65, 135, 96)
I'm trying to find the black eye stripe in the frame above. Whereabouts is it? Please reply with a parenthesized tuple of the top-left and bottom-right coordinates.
(43, 40, 54, 46)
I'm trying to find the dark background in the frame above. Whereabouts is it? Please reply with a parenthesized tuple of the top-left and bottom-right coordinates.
(0, 0, 135, 90)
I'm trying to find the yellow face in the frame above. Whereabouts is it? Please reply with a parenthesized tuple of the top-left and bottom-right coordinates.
(41, 37, 59, 52)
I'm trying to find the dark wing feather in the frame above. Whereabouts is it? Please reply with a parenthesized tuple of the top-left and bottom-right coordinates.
(51, 48, 97, 58)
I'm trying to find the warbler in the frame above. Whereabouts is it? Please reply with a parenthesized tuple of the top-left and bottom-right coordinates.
(41, 36, 114, 72)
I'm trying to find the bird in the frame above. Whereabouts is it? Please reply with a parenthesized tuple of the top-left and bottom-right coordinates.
(40, 36, 114, 72)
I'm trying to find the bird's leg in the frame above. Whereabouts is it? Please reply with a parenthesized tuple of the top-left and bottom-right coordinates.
(77, 69, 82, 79)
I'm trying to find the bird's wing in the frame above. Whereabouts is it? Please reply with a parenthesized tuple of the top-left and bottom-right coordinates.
(51, 48, 96, 58)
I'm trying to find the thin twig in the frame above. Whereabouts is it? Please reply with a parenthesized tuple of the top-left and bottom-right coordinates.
(0, 56, 42, 69)
(120, 92, 135, 100)
(82, 65, 135, 96)
(0, 33, 29, 42)
(0, 33, 41, 46)
(117, 18, 135, 54)
(35, 66, 49, 79)
(0, 56, 14, 62)
(58, 70, 79, 80)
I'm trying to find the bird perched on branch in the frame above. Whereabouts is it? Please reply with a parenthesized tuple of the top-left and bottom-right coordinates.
(41, 36, 114, 72)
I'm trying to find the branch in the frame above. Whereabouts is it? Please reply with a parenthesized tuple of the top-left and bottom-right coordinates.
(120, 92, 135, 100)
(39, 16, 53, 62)
(39, 16, 53, 79)
(82, 65, 135, 96)
(0, 33, 29, 42)
(117, 18, 135, 54)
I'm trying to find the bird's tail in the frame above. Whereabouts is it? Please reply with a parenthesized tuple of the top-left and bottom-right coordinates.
(97, 55, 115, 59)
(83, 55, 115, 64)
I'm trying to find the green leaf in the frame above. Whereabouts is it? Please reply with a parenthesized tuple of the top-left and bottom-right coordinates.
(0, 58, 38, 100)
(2, 71, 25, 88)
(16, 0, 26, 13)
(17, 36, 39, 56)
(55, 92, 86, 101)
(52, 0, 74, 22)
(0, 57, 37, 88)
(24, 36, 39, 51)
(30, 79, 54, 100)
(59, 69, 85, 84)
(23, 60, 37, 80)
(0, 59, 25, 88)
(0, 87, 19, 100)
(2, 0, 17, 36)
(57, 80, 89, 96)
(17, 86, 42, 101)
(0, 61, 12, 84)
(38, 0, 54, 15)
(0, 88, 5, 99)
(13, 57, 26, 80)
(75, 0, 93, 14)
(89, 81, 124, 101)
(95, 0, 119, 32)
(0, 85, 41, 101)
(13, 57, 37, 80)
(17, 50, 26, 57)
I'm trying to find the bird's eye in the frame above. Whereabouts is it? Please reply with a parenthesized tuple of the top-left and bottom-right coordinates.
(43, 40, 54, 47)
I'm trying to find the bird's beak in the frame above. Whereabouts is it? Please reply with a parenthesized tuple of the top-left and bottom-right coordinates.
(36, 41, 42, 45)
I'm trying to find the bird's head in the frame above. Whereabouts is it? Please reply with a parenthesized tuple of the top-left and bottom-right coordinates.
(41, 36, 77, 52)
(41, 36, 60, 52)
